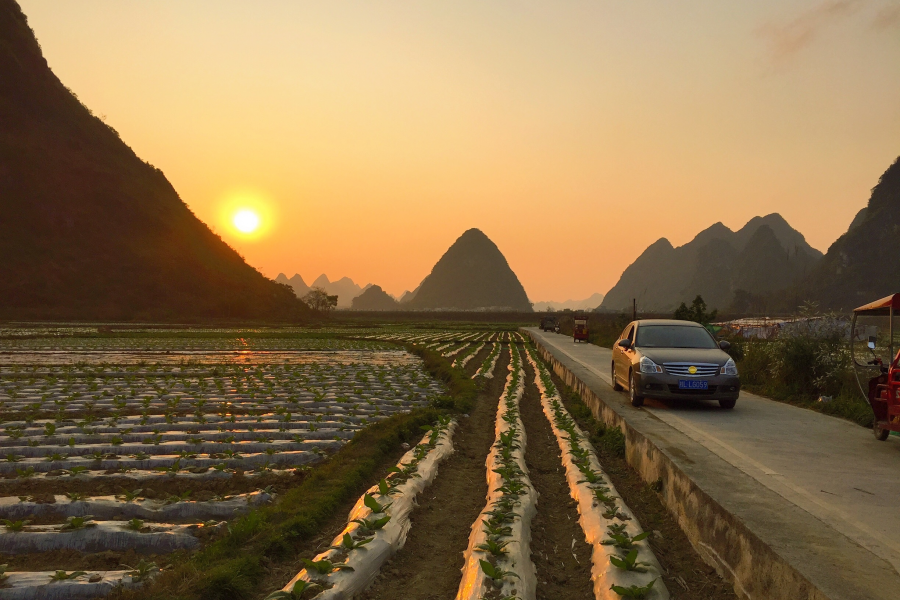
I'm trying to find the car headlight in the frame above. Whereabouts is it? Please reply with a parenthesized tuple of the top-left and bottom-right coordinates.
(721, 358, 738, 376)
(640, 356, 662, 374)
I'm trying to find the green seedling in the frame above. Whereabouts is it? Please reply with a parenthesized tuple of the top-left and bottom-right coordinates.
(124, 518, 144, 531)
(5, 453, 23, 463)
(44, 453, 67, 462)
(65, 492, 86, 502)
(607, 523, 628, 536)
(602, 531, 650, 550)
(609, 549, 649, 572)
(300, 558, 353, 575)
(351, 515, 390, 532)
(610, 579, 657, 598)
(482, 522, 513, 538)
(43, 423, 56, 437)
(478, 559, 518, 587)
(164, 490, 192, 504)
(121, 559, 158, 582)
(16, 467, 35, 479)
(332, 532, 373, 551)
(363, 493, 391, 514)
(1, 519, 30, 532)
(475, 538, 510, 557)
(377, 478, 399, 497)
(49, 570, 87, 581)
(263, 580, 321, 600)
(116, 488, 143, 502)
(60, 515, 96, 531)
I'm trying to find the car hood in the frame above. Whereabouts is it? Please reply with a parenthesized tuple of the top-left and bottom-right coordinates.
(636, 347, 730, 365)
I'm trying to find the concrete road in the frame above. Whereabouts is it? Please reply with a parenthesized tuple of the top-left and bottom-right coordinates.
(527, 327, 900, 577)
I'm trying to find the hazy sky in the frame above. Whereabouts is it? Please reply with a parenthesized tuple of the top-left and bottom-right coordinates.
(20, 0, 900, 302)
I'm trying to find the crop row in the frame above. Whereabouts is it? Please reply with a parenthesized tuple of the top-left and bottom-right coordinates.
(265, 416, 457, 600)
(457, 343, 536, 600)
(524, 345, 668, 600)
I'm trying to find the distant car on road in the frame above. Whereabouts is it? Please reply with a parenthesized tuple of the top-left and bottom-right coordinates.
(540, 316, 559, 333)
(611, 319, 740, 409)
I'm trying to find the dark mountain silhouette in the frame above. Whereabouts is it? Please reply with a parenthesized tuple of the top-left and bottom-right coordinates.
(275, 273, 311, 298)
(799, 156, 900, 310)
(0, 1, 306, 321)
(600, 214, 822, 312)
(407, 229, 532, 311)
(350, 285, 399, 311)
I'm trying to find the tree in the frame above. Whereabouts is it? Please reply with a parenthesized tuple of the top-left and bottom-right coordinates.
(674, 295, 717, 325)
(302, 287, 338, 312)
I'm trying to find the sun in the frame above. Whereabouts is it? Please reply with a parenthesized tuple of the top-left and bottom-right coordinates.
(233, 209, 261, 234)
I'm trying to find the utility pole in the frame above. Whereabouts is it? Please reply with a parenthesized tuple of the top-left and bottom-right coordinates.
(632, 298, 637, 322)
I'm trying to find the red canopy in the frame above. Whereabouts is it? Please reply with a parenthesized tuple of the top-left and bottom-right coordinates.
(854, 294, 900, 313)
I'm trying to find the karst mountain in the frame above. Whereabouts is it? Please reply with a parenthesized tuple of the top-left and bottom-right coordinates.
(406, 229, 532, 311)
(0, 1, 305, 320)
(600, 214, 822, 313)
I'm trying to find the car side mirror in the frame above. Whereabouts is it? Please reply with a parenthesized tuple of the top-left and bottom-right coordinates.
(617, 339, 632, 349)
(719, 340, 731, 350)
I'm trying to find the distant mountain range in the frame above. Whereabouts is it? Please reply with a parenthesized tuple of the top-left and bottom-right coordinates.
(0, 2, 306, 321)
(275, 273, 370, 309)
(404, 229, 532, 311)
(600, 214, 822, 313)
(533, 293, 605, 312)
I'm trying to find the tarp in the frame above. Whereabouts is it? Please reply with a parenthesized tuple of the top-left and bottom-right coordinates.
(854, 294, 900, 314)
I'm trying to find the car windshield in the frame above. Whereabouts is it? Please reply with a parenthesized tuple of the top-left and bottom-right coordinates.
(635, 325, 717, 349)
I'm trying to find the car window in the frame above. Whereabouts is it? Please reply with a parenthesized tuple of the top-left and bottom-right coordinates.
(635, 325, 717, 349)
(625, 325, 635, 342)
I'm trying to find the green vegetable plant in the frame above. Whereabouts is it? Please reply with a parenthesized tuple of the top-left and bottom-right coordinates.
(351, 515, 390, 533)
(1, 519, 30, 532)
(602, 531, 650, 550)
(332, 532, 373, 551)
(49, 570, 87, 581)
(121, 559, 158, 582)
(124, 518, 145, 531)
(300, 558, 353, 576)
(475, 538, 510, 557)
(264, 580, 321, 600)
(362, 493, 391, 514)
(116, 488, 144, 502)
(609, 549, 649, 573)
(60, 516, 96, 531)
(610, 579, 657, 598)
(479, 559, 518, 587)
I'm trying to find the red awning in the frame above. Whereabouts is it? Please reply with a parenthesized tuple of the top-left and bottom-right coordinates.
(854, 294, 900, 313)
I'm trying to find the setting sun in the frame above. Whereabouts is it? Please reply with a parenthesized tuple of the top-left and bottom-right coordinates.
(233, 209, 260, 234)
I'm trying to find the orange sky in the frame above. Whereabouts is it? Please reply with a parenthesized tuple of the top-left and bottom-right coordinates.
(20, 0, 900, 302)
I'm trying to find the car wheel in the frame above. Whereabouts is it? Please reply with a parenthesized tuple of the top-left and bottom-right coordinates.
(874, 421, 890, 441)
(629, 371, 644, 407)
(612, 362, 623, 391)
(719, 399, 737, 409)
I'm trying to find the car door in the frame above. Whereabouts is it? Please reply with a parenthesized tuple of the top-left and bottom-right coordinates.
(614, 324, 635, 386)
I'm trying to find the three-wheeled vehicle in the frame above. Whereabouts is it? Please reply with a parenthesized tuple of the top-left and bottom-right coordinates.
(573, 313, 589, 343)
(851, 294, 900, 440)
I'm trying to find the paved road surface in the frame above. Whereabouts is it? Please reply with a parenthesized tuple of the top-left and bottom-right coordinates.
(528, 327, 900, 577)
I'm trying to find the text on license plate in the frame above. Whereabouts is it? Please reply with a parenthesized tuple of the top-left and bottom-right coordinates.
(678, 380, 709, 390)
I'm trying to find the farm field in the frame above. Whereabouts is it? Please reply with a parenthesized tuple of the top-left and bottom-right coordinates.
(0, 324, 735, 600)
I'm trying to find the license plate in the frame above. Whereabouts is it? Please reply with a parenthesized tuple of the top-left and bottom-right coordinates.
(679, 380, 708, 390)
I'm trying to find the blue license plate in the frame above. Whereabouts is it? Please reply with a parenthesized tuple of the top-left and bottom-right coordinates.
(678, 380, 708, 390)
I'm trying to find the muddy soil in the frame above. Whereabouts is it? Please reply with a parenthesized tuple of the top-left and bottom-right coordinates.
(547, 366, 738, 600)
(520, 356, 594, 600)
(463, 343, 494, 378)
(357, 349, 510, 600)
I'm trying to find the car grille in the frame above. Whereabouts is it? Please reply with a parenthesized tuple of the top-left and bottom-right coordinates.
(663, 363, 719, 377)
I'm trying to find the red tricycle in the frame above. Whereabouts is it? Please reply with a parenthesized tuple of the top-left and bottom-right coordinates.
(851, 294, 900, 440)
(573, 313, 589, 343)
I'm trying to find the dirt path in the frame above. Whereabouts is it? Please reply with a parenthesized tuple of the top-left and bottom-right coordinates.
(520, 351, 594, 600)
(358, 349, 510, 600)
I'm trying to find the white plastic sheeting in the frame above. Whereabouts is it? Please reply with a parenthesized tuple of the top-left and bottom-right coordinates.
(273, 420, 457, 600)
(0, 571, 139, 600)
(524, 348, 669, 600)
(456, 344, 537, 600)
(0, 521, 201, 554)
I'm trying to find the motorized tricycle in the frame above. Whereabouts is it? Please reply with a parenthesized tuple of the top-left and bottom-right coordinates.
(851, 294, 900, 440)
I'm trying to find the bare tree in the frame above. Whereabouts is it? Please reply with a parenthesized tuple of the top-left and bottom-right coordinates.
(302, 287, 338, 312)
